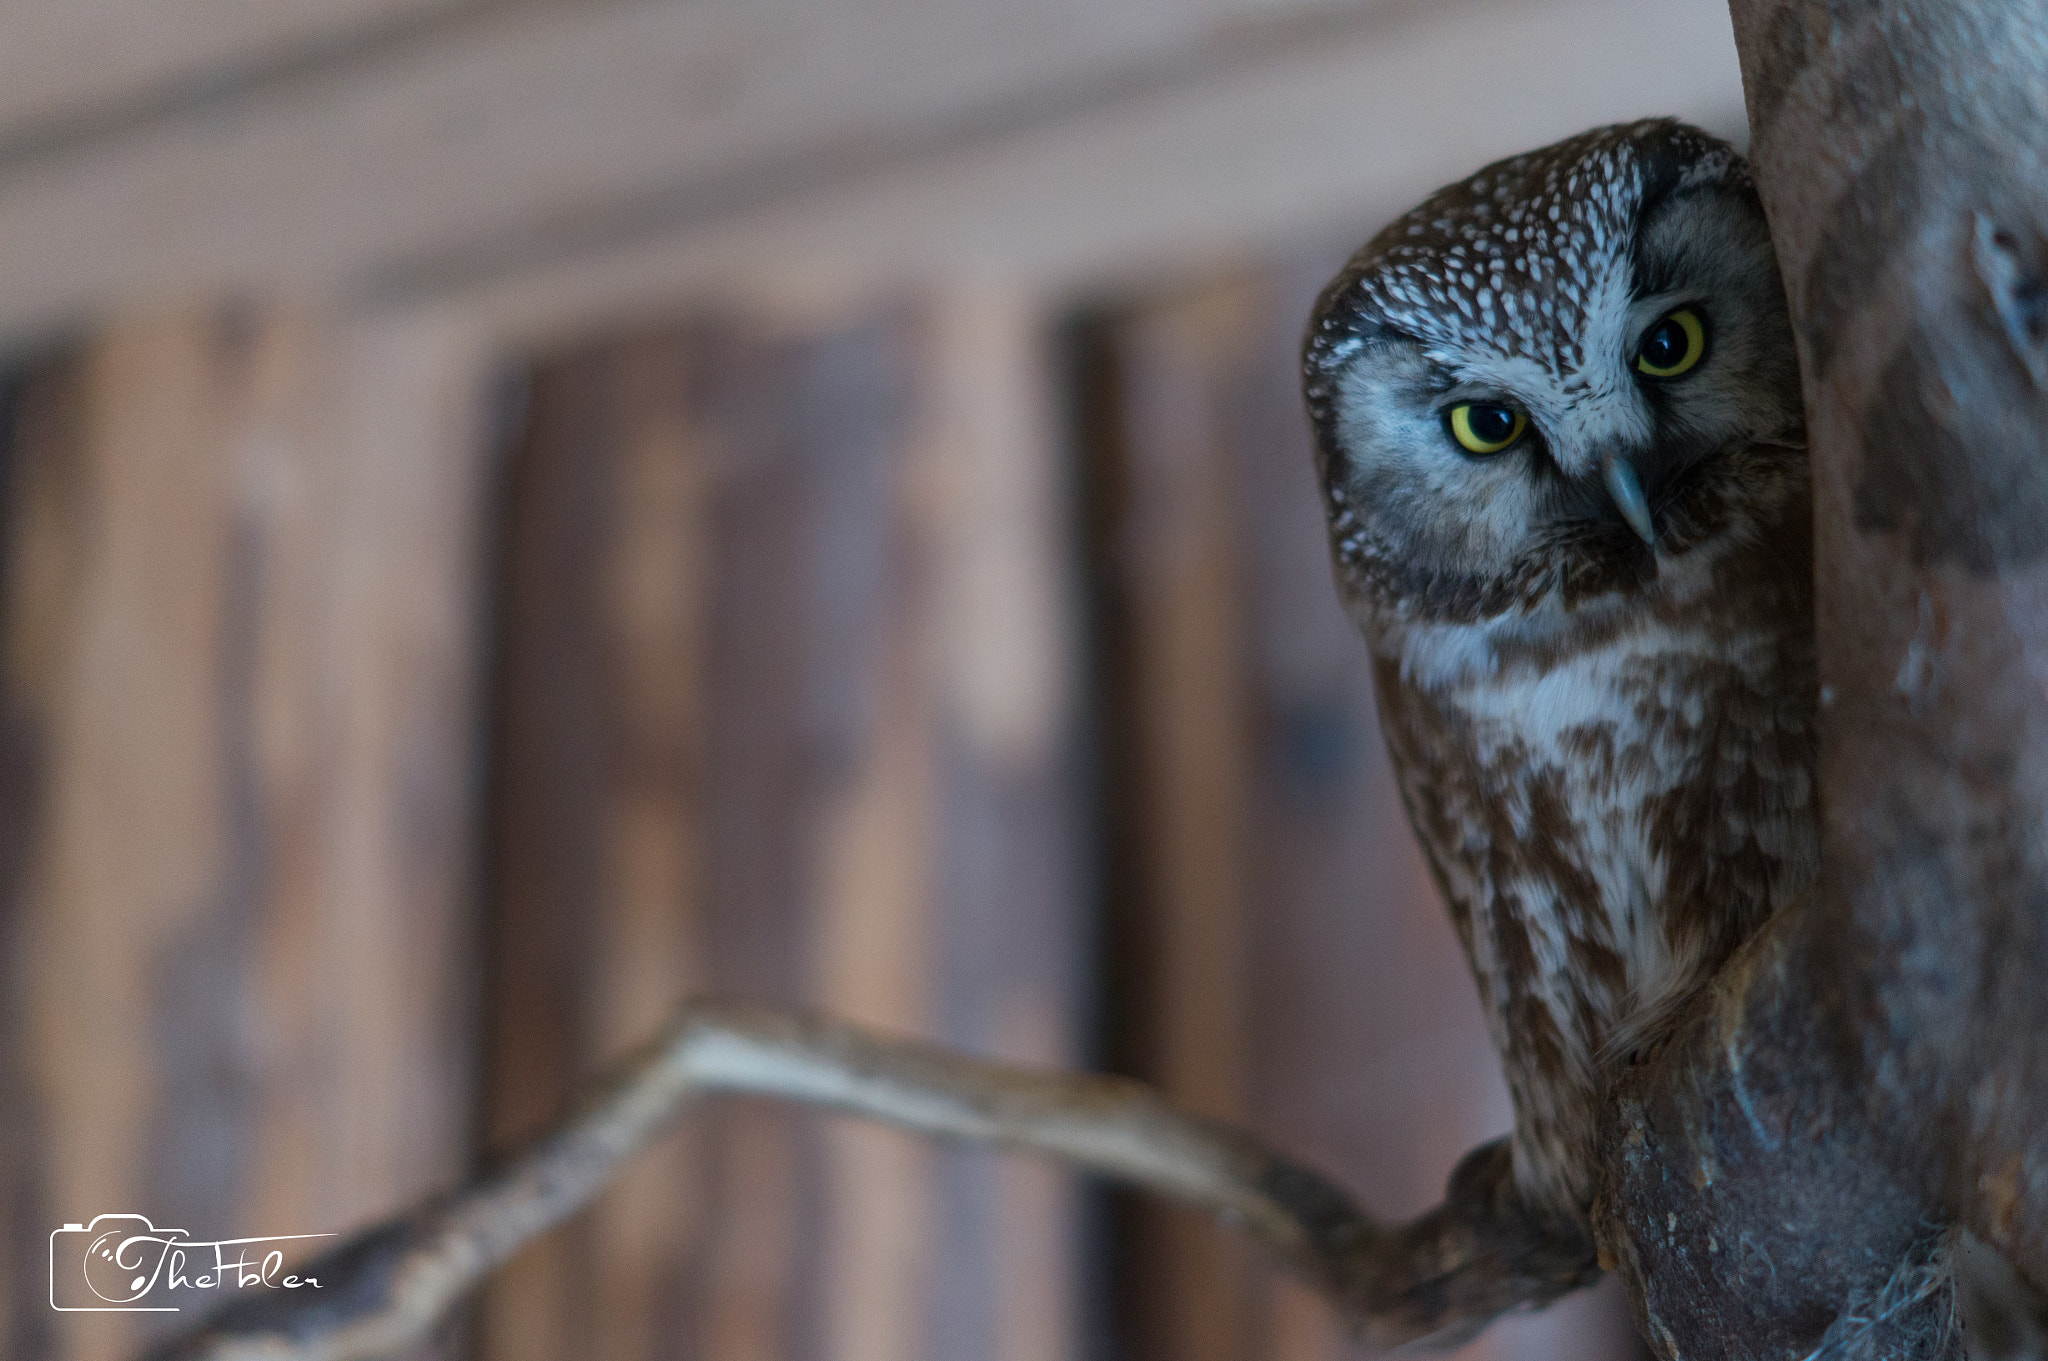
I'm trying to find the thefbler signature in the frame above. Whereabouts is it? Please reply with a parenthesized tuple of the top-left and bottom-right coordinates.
(50, 1213, 334, 1312)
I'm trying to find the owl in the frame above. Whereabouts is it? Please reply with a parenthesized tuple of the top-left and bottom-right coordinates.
(1300, 120, 1818, 1227)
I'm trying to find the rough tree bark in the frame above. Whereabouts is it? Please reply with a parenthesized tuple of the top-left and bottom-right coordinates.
(137, 3, 2048, 1360)
(1594, 3, 2048, 1358)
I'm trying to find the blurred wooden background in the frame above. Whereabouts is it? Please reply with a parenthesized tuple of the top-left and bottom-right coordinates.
(0, 2, 1745, 1358)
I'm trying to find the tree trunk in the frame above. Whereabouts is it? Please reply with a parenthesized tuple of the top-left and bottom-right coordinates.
(1596, 4, 2048, 1356)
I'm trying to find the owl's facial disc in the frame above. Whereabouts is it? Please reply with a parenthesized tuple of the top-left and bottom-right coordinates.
(1307, 121, 1804, 621)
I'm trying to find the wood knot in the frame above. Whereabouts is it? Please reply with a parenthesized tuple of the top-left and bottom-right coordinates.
(1973, 212, 2048, 388)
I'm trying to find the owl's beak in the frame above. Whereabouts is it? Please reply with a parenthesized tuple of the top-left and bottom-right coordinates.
(1602, 452, 1658, 546)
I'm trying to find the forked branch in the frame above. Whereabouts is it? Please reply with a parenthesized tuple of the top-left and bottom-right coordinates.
(146, 998, 1595, 1361)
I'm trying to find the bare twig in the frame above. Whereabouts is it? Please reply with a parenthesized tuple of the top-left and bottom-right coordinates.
(145, 997, 1595, 1361)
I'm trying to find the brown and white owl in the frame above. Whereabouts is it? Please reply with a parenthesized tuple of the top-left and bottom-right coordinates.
(1301, 120, 1818, 1227)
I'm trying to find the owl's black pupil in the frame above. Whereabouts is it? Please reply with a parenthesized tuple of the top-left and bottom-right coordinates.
(1469, 405, 1516, 444)
(1643, 318, 1684, 367)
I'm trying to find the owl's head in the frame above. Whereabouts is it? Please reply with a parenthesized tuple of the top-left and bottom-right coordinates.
(1303, 120, 1805, 628)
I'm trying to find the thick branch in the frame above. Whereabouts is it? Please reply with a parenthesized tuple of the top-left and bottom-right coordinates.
(145, 998, 1595, 1361)
(1594, 4, 2048, 1358)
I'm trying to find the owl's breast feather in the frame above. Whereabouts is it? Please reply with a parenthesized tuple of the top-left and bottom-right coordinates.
(1371, 595, 1819, 1213)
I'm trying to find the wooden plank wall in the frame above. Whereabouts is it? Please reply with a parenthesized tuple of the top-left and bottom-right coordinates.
(0, 264, 1653, 1361)
(1075, 261, 1649, 1361)
(0, 308, 490, 1361)
(478, 291, 1086, 1361)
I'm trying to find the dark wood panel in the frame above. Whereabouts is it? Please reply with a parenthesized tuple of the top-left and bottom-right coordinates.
(0, 309, 490, 1361)
(0, 350, 79, 1361)
(1079, 282, 1263, 1361)
(479, 294, 1087, 1361)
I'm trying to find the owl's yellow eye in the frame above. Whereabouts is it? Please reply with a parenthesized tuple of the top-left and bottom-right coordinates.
(1446, 402, 1528, 455)
(1635, 308, 1707, 378)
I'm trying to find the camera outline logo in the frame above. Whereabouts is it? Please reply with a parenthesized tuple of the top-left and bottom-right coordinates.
(50, 1213, 333, 1312)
